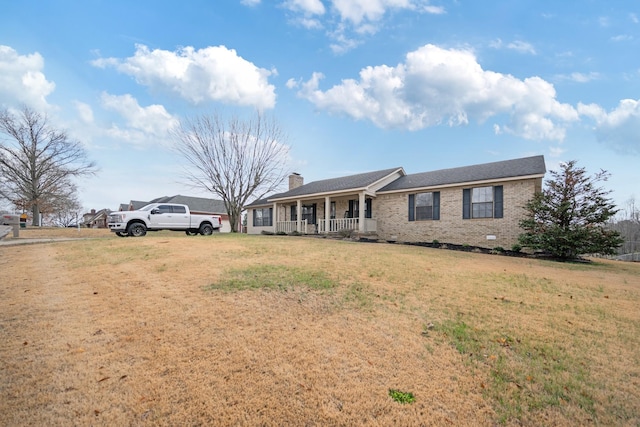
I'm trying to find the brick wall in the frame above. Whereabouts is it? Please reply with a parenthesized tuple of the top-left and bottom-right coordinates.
(375, 178, 540, 248)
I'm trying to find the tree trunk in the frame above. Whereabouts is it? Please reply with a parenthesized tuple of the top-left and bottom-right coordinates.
(229, 209, 239, 233)
(31, 204, 40, 226)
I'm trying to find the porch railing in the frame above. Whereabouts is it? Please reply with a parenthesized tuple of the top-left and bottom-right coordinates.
(276, 219, 308, 234)
(317, 218, 377, 233)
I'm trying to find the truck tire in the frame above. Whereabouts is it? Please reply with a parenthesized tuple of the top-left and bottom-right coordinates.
(185, 230, 197, 236)
(115, 231, 128, 237)
(127, 222, 147, 237)
(199, 223, 214, 236)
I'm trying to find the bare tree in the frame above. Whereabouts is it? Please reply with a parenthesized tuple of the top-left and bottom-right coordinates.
(0, 107, 97, 225)
(609, 197, 640, 255)
(172, 111, 291, 232)
(40, 179, 84, 227)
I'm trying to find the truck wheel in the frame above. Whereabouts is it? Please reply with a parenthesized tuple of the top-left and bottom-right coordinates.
(127, 223, 147, 237)
(199, 223, 214, 236)
(115, 231, 128, 237)
(185, 230, 197, 236)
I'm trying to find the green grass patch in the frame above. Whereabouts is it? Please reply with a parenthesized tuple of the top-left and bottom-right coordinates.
(388, 389, 415, 404)
(206, 264, 336, 292)
(341, 282, 375, 310)
(436, 318, 596, 423)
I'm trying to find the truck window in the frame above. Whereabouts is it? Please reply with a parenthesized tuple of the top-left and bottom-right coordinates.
(157, 205, 172, 214)
(173, 206, 186, 214)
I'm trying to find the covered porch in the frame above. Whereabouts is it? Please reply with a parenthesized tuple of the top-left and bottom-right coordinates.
(272, 192, 377, 235)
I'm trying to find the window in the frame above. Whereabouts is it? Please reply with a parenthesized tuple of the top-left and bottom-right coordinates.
(253, 208, 273, 227)
(290, 204, 316, 224)
(462, 186, 503, 219)
(302, 204, 316, 224)
(347, 199, 372, 218)
(173, 205, 186, 214)
(408, 192, 440, 221)
(472, 186, 493, 218)
(157, 205, 172, 214)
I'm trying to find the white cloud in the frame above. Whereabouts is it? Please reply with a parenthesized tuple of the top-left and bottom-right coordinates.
(578, 99, 640, 154)
(241, 0, 261, 6)
(91, 44, 277, 110)
(282, 0, 326, 15)
(286, 78, 299, 89)
(490, 39, 536, 55)
(0, 45, 55, 110)
(631, 13, 639, 24)
(297, 44, 578, 141)
(100, 92, 179, 147)
(422, 5, 445, 14)
(331, 0, 414, 25)
(297, 17, 324, 29)
(281, 0, 446, 53)
(556, 72, 600, 83)
(73, 101, 94, 124)
(548, 146, 566, 157)
(506, 40, 536, 55)
(611, 34, 633, 42)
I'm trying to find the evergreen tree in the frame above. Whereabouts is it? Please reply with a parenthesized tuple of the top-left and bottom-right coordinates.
(518, 160, 623, 260)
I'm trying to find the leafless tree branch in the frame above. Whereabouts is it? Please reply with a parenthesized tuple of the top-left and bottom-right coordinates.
(0, 106, 98, 225)
(171, 111, 291, 232)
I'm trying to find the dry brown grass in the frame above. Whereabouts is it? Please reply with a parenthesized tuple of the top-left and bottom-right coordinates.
(1, 229, 639, 426)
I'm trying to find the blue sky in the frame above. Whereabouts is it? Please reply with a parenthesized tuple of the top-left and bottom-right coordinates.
(1, 0, 638, 212)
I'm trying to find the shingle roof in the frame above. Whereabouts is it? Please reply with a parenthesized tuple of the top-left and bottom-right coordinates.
(379, 155, 546, 192)
(245, 156, 545, 207)
(246, 167, 402, 207)
(275, 167, 402, 198)
(150, 195, 226, 214)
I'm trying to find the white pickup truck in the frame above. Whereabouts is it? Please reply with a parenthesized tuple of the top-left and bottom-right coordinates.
(107, 203, 222, 237)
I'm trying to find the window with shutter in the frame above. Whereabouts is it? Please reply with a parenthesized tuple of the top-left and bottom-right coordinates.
(408, 192, 440, 220)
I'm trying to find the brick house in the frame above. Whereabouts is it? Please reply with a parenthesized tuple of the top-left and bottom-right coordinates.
(245, 155, 546, 249)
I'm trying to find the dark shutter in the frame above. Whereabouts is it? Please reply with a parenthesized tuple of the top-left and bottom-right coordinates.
(252, 209, 257, 227)
(433, 191, 440, 220)
(408, 194, 415, 222)
(493, 186, 503, 218)
(463, 189, 471, 219)
(268, 208, 273, 226)
(365, 198, 372, 219)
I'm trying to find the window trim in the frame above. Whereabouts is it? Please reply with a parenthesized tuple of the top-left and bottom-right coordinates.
(408, 191, 440, 221)
(253, 207, 273, 227)
(462, 186, 503, 219)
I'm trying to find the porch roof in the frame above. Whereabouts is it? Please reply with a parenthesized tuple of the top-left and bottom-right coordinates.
(378, 155, 546, 193)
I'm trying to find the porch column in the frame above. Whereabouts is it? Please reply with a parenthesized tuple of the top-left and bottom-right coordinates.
(358, 192, 365, 232)
(273, 202, 277, 232)
(324, 196, 330, 234)
(296, 200, 302, 232)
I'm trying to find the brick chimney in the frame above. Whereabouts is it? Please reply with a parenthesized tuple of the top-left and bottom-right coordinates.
(289, 173, 304, 190)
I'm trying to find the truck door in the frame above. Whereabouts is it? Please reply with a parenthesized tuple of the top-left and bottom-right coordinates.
(149, 205, 173, 228)
(170, 205, 190, 228)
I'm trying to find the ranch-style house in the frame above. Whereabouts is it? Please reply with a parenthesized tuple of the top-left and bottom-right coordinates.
(245, 155, 546, 249)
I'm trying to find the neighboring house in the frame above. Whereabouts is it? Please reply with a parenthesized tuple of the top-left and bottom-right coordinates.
(82, 208, 111, 228)
(120, 200, 149, 211)
(119, 195, 233, 232)
(245, 155, 546, 249)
